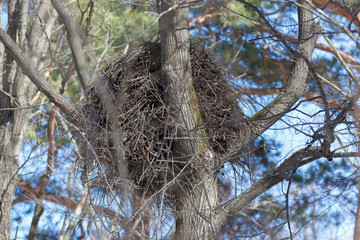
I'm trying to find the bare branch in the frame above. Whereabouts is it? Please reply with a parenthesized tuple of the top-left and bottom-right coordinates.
(28, 107, 56, 240)
(238, 87, 349, 111)
(51, 0, 90, 89)
(255, 24, 360, 74)
(323, 34, 358, 85)
(315, 43, 360, 74)
(216, 147, 324, 228)
(333, 152, 360, 158)
(0, 28, 81, 125)
(227, 0, 320, 155)
(15, 178, 147, 239)
(27, 0, 50, 51)
(313, 0, 360, 28)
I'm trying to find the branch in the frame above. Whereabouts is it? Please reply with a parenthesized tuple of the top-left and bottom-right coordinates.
(27, 0, 50, 51)
(323, 34, 358, 85)
(28, 76, 70, 239)
(28, 108, 56, 240)
(228, 0, 320, 155)
(255, 24, 360, 74)
(302, 91, 349, 111)
(315, 43, 360, 74)
(14, 182, 147, 239)
(333, 152, 360, 158)
(189, 7, 222, 26)
(216, 146, 324, 228)
(51, 0, 90, 89)
(0, 28, 81, 125)
(216, 144, 360, 228)
(313, 0, 360, 28)
(238, 88, 350, 112)
(15, 183, 115, 219)
(303, 0, 359, 46)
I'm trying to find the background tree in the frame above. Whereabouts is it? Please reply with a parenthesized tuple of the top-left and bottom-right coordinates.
(0, 0, 359, 239)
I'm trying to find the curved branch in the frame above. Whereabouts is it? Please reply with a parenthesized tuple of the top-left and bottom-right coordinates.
(51, 0, 90, 89)
(228, 0, 320, 155)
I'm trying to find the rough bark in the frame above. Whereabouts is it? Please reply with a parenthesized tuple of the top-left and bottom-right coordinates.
(174, 175, 219, 239)
(157, 0, 321, 238)
(159, 0, 219, 238)
(0, 1, 28, 238)
(0, 0, 336, 238)
(0, 110, 27, 240)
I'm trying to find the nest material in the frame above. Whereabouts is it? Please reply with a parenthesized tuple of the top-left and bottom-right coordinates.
(84, 41, 246, 192)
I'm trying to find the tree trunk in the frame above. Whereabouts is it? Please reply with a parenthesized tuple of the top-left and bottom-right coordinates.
(174, 175, 219, 239)
(0, 109, 27, 239)
(158, 0, 219, 238)
(0, 0, 34, 237)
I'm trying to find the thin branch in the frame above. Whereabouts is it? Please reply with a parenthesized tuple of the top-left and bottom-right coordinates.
(216, 146, 324, 228)
(27, 0, 50, 51)
(323, 34, 358, 87)
(312, 0, 360, 28)
(285, 180, 293, 240)
(62, 184, 89, 240)
(255, 25, 360, 74)
(303, 0, 360, 48)
(13, 189, 147, 239)
(227, 0, 320, 155)
(333, 152, 360, 158)
(28, 60, 73, 239)
(28, 108, 56, 240)
(315, 43, 360, 74)
(238, 87, 347, 110)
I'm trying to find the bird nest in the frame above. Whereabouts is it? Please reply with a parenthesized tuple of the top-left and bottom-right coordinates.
(83, 41, 246, 193)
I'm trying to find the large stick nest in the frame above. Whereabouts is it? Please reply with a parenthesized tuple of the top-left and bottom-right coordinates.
(83, 41, 246, 192)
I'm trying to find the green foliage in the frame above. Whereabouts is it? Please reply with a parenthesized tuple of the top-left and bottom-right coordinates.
(224, 0, 258, 26)
(24, 124, 36, 140)
(81, 0, 157, 58)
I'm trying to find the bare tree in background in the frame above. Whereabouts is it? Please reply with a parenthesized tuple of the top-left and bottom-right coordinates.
(0, 0, 59, 238)
(1, 0, 360, 239)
